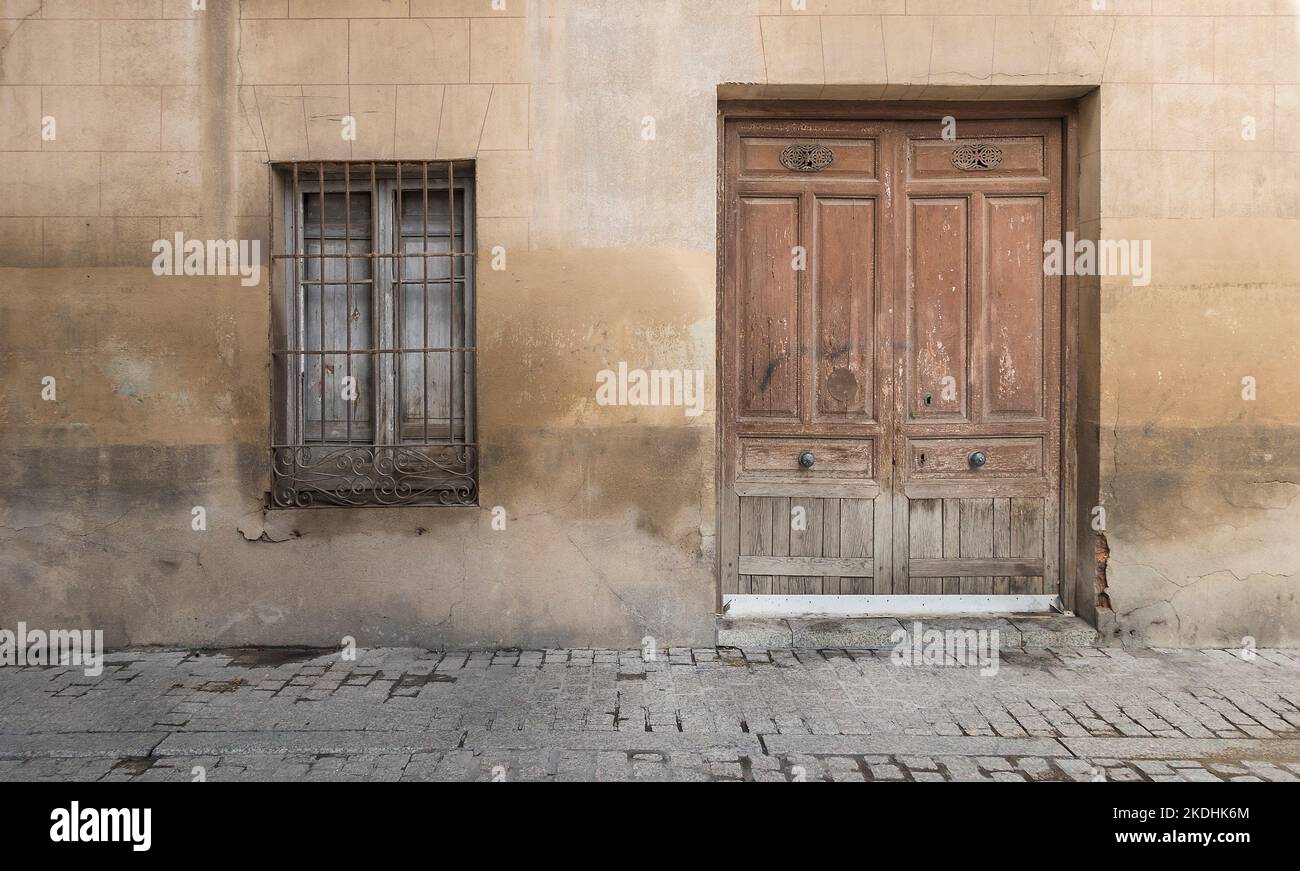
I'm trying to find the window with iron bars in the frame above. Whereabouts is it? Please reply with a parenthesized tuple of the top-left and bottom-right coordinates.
(270, 161, 476, 507)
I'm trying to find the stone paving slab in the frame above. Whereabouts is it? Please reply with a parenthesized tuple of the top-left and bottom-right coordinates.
(720, 614, 1098, 650)
(0, 645, 1296, 781)
(760, 735, 1072, 757)
(1061, 737, 1300, 760)
(0, 732, 167, 760)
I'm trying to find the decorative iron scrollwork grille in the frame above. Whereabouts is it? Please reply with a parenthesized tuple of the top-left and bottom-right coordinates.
(950, 142, 1003, 171)
(270, 161, 477, 507)
(780, 143, 834, 172)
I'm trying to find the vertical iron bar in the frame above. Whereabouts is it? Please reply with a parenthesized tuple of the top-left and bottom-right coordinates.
(318, 163, 326, 445)
(449, 162, 458, 444)
(371, 161, 379, 448)
(344, 163, 352, 445)
(396, 161, 403, 449)
(422, 161, 430, 445)
(291, 163, 300, 485)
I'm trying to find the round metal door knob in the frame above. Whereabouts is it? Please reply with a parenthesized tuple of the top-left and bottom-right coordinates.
(968, 451, 987, 468)
(798, 451, 816, 469)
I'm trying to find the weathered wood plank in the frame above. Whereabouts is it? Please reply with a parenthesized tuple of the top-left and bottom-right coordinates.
(909, 557, 1044, 577)
(739, 556, 876, 576)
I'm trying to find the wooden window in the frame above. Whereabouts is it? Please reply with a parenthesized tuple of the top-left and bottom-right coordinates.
(270, 162, 477, 507)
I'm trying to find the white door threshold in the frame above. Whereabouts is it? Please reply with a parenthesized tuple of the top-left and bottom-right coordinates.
(722, 594, 1062, 618)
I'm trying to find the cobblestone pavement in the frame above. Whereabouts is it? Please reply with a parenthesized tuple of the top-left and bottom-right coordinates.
(1, 646, 1298, 782)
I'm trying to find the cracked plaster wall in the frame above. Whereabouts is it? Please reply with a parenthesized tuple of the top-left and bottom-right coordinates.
(2, 1, 1299, 647)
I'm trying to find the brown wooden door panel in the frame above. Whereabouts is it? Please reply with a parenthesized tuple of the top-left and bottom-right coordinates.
(907, 198, 969, 423)
(814, 197, 877, 422)
(722, 114, 1065, 601)
(737, 196, 800, 421)
(983, 196, 1048, 422)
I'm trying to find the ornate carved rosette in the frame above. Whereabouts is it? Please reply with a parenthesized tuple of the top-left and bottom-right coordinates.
(950, 142, 1003, 171)
(780, 143, 834, 172)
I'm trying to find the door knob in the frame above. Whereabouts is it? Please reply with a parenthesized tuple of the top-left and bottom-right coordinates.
(968, 451, 987, 468)
(798, 451, 816, 469)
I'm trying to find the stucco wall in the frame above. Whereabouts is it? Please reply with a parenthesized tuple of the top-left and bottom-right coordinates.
(1, 0, 1298, 648)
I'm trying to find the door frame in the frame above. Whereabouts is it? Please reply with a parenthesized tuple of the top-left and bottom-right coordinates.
(714, 99, 1083, 617)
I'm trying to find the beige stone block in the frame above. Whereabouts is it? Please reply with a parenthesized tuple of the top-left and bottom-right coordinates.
(0, 20, 99, 85)
(1151, 84, 1272, 151)
(1214, 17, 1276, 83)
(290, 0, 409, 15)
(1048, 15, 1113, 82)
(476, 150, 529, 218)
(1104, 17, 1212, 84)
(821, 16, 886, 85)
(882, 16, 932, 84)
(45, 0, 161, 16)
(1275, 18, 1300, 83)
(1273, 152, 1300, 219)
(413, 0, 528, 15)
(475, 216, 528, 254)
(0, 153, 99, 217)
(1100, 217, 1300, 287)
(41, 217, 161, 267)
(1275, 86, 1300, 150)
(238, 19, 349, 85)
(43, 86, 162, 151)
(301, 86, 350, 161)
(101, 152, 203, 217)
(929, 16, 995, 85)
(991, 16, 1053, 81)
(0, 86, 42, 151)
(1079, 150, 1101, 224)
(238, 0, 288, 16)
(1100, 84, 1151, 150)
(1212, 151, 1279, 217)
(254, 86, 308, 160)
(1100, 150, 1213, 218)
(0, 217, 41, 267)
(348, 85, 398, 161)
(350, 19, 470, 85)
(1029, 0, 1150, 12)
(394, 84, 445, 157)
(102, 21, 200, 86)
(914, 0, 1023, 11)
(436, 84, 491, 158)
(161, 86, 199, 151)
(0, 1, 44, 17)
(1078, 86, 1101, 155)
(161, 0, 212, 15)
(236, 152, 270, 217)
(777, 0, 903, 11)
(479, 84, 529, 150)
(236, 86, 267, 152)
(470, 17, 528, 83)
(879, 83, 930, 99)
(1151, 0, 1272, 12)
(819, 83, 888, 100)
(760, 15, 823, 84)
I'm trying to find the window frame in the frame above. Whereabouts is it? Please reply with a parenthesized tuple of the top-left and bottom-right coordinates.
(269, 161, 478, 509)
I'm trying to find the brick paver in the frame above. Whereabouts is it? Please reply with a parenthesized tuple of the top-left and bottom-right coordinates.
(1, 647, 1298, 782)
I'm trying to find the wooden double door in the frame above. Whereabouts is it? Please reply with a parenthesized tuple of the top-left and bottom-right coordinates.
(720, 114, 1065, 603)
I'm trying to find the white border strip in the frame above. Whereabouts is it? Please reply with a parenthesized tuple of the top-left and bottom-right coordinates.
(722, 594, 1061, 618)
